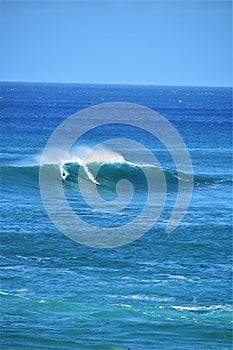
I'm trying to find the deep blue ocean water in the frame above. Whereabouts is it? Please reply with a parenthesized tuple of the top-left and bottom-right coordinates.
(0, 82, 232, 349)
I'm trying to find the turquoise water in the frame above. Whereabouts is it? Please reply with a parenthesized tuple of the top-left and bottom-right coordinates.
(1, 82, 232, 349)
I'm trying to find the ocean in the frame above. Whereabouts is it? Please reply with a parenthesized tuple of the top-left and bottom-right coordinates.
(0, 82, 232, 349)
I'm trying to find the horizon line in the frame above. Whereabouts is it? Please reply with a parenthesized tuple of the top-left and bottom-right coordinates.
(0, 80, 232, 89)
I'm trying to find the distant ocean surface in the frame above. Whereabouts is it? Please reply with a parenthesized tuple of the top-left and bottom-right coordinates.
(0, 82, 232, 349)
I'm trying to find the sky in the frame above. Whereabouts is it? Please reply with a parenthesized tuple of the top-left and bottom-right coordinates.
(1, 0, 232, 86)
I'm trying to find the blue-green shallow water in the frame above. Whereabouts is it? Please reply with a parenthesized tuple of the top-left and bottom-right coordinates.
(0, 82, 232, 349)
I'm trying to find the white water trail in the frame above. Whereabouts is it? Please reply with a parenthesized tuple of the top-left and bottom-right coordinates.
(83, 164, 97, 184)
(73, 145, 125, 185)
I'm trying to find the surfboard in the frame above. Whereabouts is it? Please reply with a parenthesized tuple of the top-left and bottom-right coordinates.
(93, 179, 100, 186)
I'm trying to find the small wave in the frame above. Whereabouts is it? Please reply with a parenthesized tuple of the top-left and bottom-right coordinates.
(0, 291, 9, 295)
(113, 294, 175, 303)
(171, 304, 233, 313)
(0, 265, 25, 270)
(0, 290, 28, 299)
(39, 299, 46, 304)
(168, 275, 200, 282)
(113, 303, 132, 308)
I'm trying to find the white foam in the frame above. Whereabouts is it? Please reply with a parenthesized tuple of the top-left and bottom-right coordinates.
(83, 146, 125, 165)
(39, 299, 46, 303)
(119, 304, 132, 308)
(168, 275, 199, 282)
(64, 145, 125, 166)
(0, 291, 9, 295)
(120, 294, 175, 302)
(171, 304, 233, 312)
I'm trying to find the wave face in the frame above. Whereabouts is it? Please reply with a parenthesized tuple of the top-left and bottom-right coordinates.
(65, 160, 232, 187)
(0, 161, 231, 190)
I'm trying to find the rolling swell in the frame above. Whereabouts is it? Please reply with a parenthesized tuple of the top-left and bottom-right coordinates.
(0, 162, 231, 190)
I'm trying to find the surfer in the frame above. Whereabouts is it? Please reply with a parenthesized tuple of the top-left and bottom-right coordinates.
(94, 176, 100, 185)
(62, 171, 68, 180)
